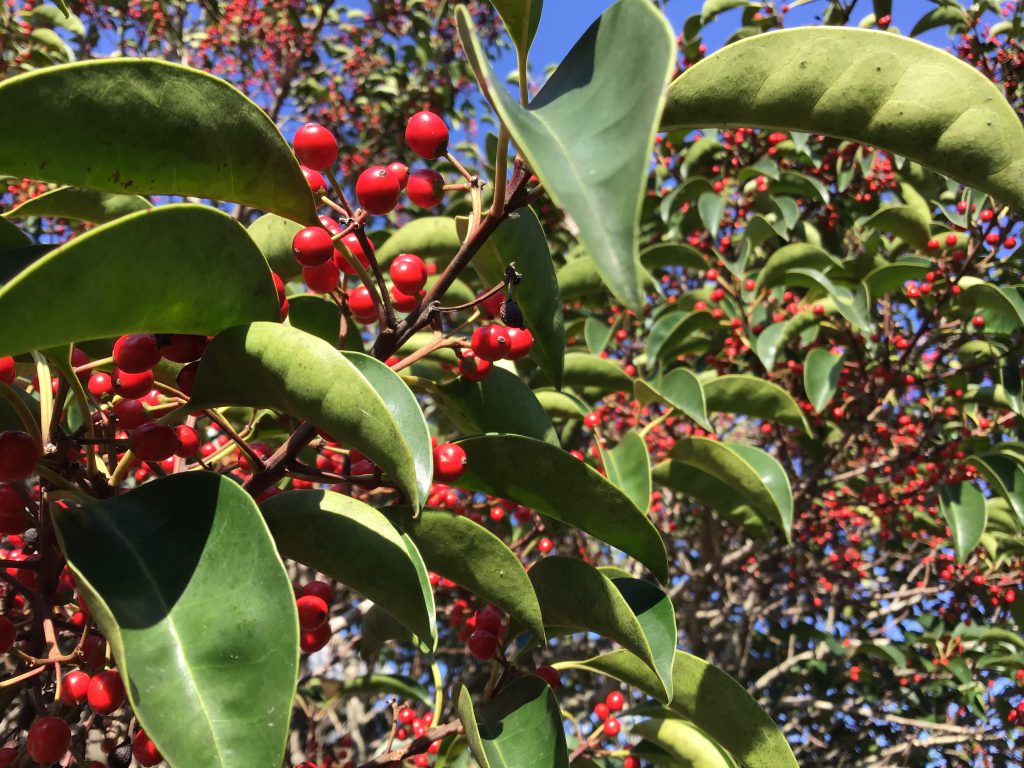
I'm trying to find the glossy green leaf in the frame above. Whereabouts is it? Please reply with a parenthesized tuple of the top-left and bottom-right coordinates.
(52, 473, 298, 768)
(0, 60, 315, 222)
(959, 278, 1024, 334)
(458, 0, 675, 311)
(584, 316, 614, 355)
(376, 216, 461, 266)
(456, 676, 569, 768)
(0, 205, 279, 357)
(604, 431, 652, 512)
(754, 304, 829, 371)
(529, 557, 675, 701)
(337, 674, 432, 708)
(0, 218, 30, 249)
(703, 374, 810, 433)
(3, 186, 151, 223)
(288, 295, 342, 346)
(533, 388, 590, 421)
(248, 213, 304, 281)
(640, 242, 707, 273)
(970, 451, 1024, 527)
(462, 207, 564, 386)
(788, 268, 871, 332)
(652, 460, 772, 539)
(489, 0, 543, 60)
(664, 438, 792, 540)
(187, 322, 424, 511)
(557, 354, 632, 396)
(803, 347, 844, 414)
(635, 369, 712, 432)
(911, 5, 967, 37)
(649, 310, 721, 366)
(938, 482, 987, 562)
(697, 192, 725, 240)
(663, 28, 1024, 211)
(390, 507, 545, 641)
(864, 261, 931, 299)
(436, 367, 558, 445)
(756, 243, 839, 289)
(451, 435, 668, 581)
(633, 719, 738, 768)
(701, 0, 757, 21)
(556, 258, 605, 300)
(261, 490, 436, 648)
(555, 649, 798, 768)
(862, 205, 932, 250)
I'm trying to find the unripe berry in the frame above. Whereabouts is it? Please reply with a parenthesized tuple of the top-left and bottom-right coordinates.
(293, 124, 338, 170)
(407, 169, 444, 208)
(88, 669, 126, 714)
(132, 423, 180, 462)
(471, 324, 511, 361)
(292, 226, 335, 267)
(390, 254, 428, 295)
(356, 166, 401, 215)
(26, 717, 71, 764)
(296, 594, 329, 631)
(0, 431, 37, 483)
(113, 334, 161, 374)
(405, 111, 449, 159)
(433, 443, 467, 483)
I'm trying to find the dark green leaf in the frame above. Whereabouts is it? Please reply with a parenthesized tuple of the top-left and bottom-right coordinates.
(697, 192, 725, 240)
(703, 374, 810, 433)
(756, 243, 840, 289)
(376, 216, 461, 266)
(288, 295, 341, 346)
(971, 450, 1024, 527)
(635, 369, 712, 432)
(938, 482, 987, 562)
(862, 205, 932, 250)
(640, 242, 707, 273)
(652, 460, 772, 538)
(632, 719, 738, 768)
(0, 218, 30, 249)
(3, 186, 150, 223)
(864, 261, 931, 299)
(803, 347, 844, 414)
(557, 354, 632, 396)
(436, 367, 558, 445)
(604, 431, 652, 512)
(337, 674, 432, 708)
(788, 268, 871, 332)
(248, 213, 304, 282)
(489, 0, 543, 60)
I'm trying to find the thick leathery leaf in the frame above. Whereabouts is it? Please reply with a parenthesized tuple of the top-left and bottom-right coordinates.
(457, 0, 675, 311)
(862, 205, 932, 250)
(555, 649, 798, 768)
(52, 473, 298, 768)
(462, 208, 564, 386)
(0, 218, 30, 249)
(665, 438, 792, 540)
(788, 268, 871, 332)
(456, 676, 569, 768)
(938, 482, 987, 563)
(261, 490, 436, 648)
(958, 278, 1024, 334)
(702, 374, 810, 433)
(451, 435, 668, 581)
(187, 323, 423, 511)
(640, 242, 707, 272)
(436, 367, 558, 445)
(336, 674, 432, 708)
(557, 258, 605, 300)
(756, 243, 839, 289)
(0, 205, 279, 356)
(652, 460, 773, 539)
(803, 347, 845, 414)
(557, 354, 632, 395)
(389, 507, 545, 641)
(3, 186, 151, 222)
(489, 0, 543, 60)
(248, 213, 304, 281)
(288, 295, 342, 346)
(635, 370, 712, 431)
(649, 310, 721, 366)
(584, 316, 614, 355)
(0, 60, 316, 222)
(376, 217, 461, 265)
(604, 431, 653, 512)
(865, 261, 931, 298)
(754, 304, 830, 371)
(632, 719, 738, 768)
(697, 192, 725, 239)
(530, 558, 675, 700)
(970, 452, 1024, 526)
(341, 352, 433, 509)
(663, 28, 1024, 211)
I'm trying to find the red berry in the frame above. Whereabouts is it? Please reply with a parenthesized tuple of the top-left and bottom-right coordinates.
(300, 622, 331, 653)
(405, 111, 449, 159)
(335, 233, 373, 275)
(387, 162, 410, 190)
(535, 665, 561, 689)
(60, 670, 91, 705)
(624, 757, 640, 768)
(159, 334, 208, 364)
(113, 334, 161, 374)
(594, 702, 610, 721)
(292, 226, 335, 267)
(177, 362, 199, 397)
(88, 669, 126, 714)
(467, 629, 499, 660)
(301, 166, 327, 195)
(303, 262, 340, 294)
(457, 351, 491, 382)
(348, 286, 377, 322)
(0, 747, 17, 768)
(0, 615, 16, 653)
(0, 431, 37, 483)
(972, 315, 985, 328)
(356, 166, 401, 215)
(603, 717, 621, 737)
(174, 425, 200, 457)
(433, 443, 467, 483)
(293, 124, 338, 170)
(0, 485, 25, 535)
(391, 286, 419, 312)
(504, 327, 534, 360)
(113, 368, 153, 399)
(605, 691, 624, 711)
(132, 423, 180, 462)
(296, 594, 329, 630)
(26, 717, 71, 764)
(390, 254, 428, 295)
(398, 707, 416, 725)
(113, 398, 149, 430)
(132, 729, 163, 767)
(301, 580, 332, 603)
(407, 169, 444, 208)
(471, 324, 511, 362)
(0, 357, 14, 385)
(538, 537, 553, 554)
(272, 271, 288, 303)
(477, 289, 504, 318)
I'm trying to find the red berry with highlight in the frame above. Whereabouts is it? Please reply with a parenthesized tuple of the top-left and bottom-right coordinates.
(407, 169, 444, 208)
(26, 717, 71, 764)
(504, 327, 534, 360)
(132, 729, 163, 767)
(405, 111, 449, 159)
(113, 334, 161, 374)
(457, 351, 491, 382)
(390, 254, 428, 295)
(387, 161, 410, 190)
(296, 594, 329, 631)
(88, 669, 126, 714)
(433, 443, 467, 482)
(0, 431, 37, 483)
(292, 226, 335, 267)
(356, 166, 401, 215)
(60, 670, 91, 706)
(293, 124, 338, 170)
(0, 357, 14, 385)
(467, 629, 498, 660)
(303, 262, 340, 294)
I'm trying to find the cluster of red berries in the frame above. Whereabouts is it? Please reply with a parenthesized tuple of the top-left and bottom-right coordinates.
(295, 579, 333, 653)
(593, 690, 625, 738)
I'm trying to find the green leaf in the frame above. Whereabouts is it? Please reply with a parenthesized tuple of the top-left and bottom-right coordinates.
(635, 369, 712, 431)
(0, 218, 30, 249)
(703, 374, 810, 433)
(756, 243, 840, 289)
(389, 507, 546, 642)
(862, 205, 932, 251)
(697, 192, 726, 240)
(803, 347, 844, 414)
(555, 649, 797, 768)
(632, 719, 738, 768)
(911, 5, 967, 37)
(0, 60, 315, 222)
(970, 451, 1024, 527)
(754, 305, 829, 371)
(287, 295, 342, 346)
(648, 310, 721, 367)
(788, 268, 871, 332)
(663, 27, 1024, 211)
(337, 674, 432, 708)
(488, 0, 543, 60)
(556, 258, 605, 300)
(52, 473, 298, 768)
(376, 216, 461, 266)
(187, 323, 424, 511)
(604, 431, 652, 512)
(451, 435, 668, 581)
(0, 205, 279, 357)
(864, 261, 931, 299)
(462, 208, 564, 387)
(435, 367, 558, 445)
(640, 242, 707, 273)
(652, 460, 772, 538)
(248, 213, 304, 282)
(938, 482, 987, 562)
(701, 0, 757, 21)
(457, 0, 675, 311)
(584, 316, 614, 355)
(3, 186, 151, 223)
(261, 489, 436, 648)
(958, 278, 1024, 334)
(456, 676, 569, 768)
(663, 438, 792, 540)
(557, 354, 632, 396)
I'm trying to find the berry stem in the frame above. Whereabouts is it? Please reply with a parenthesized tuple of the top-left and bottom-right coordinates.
(490, 125, 510, 218)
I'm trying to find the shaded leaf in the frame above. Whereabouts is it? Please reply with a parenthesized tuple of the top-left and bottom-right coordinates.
(489, 0, 543, 60)
(248, 213, 304, 282)
(376, 216, 461, 266)
(633, 719, 738, 768)
(635, 369, 712, 431)
(3, 186, 151, 223)
(703, 374, 810, 433)
(862, 205, 932, 250)
(436, 367, 558, 445)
